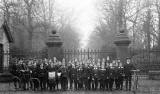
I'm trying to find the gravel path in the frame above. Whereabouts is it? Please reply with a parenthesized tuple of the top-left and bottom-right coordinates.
(0, 79, 159, 94)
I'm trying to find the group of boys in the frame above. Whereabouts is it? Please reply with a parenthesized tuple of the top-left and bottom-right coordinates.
(10, 57, 135, 91)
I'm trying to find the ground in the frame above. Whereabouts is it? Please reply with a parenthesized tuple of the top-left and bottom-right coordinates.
(0, 78, 160, 94)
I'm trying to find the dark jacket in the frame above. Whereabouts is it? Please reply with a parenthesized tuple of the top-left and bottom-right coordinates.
(124, 63, 135, 76)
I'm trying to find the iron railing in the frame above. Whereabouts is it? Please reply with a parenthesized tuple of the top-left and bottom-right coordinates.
(63, 49, 116, 62)
(0, 49, 160, 74)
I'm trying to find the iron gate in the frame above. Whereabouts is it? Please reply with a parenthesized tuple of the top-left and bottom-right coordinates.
(63, 49, 116, 62)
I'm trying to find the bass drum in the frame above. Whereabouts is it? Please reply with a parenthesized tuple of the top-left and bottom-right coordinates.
(57, 72, 61, 78)
(48, 71, 56, 80)
(48, 71, 56, 83)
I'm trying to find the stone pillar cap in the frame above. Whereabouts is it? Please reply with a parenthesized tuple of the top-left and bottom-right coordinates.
(46, 30, 63, 46)
(114, 29, 131, 45)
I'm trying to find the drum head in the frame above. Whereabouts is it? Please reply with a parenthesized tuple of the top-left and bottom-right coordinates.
(48, 72, 56, 79)
(57, 72, 61, 77)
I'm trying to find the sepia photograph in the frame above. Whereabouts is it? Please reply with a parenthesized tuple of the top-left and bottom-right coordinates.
(0, 0, 160, 94)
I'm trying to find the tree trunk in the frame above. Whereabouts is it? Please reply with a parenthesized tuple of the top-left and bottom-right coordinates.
(158, 14, 160, 47)
(27, 4, 33, 51)
(143, 9, 151, 51)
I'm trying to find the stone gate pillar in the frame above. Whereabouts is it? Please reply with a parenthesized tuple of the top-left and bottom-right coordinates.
(114, 29, 131, 64)
(46, 30, 63, 60)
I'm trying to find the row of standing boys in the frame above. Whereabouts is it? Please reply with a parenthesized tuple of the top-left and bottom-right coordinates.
(10, 57, 135, 91)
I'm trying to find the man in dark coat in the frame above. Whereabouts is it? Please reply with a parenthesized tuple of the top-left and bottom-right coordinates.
(20, 60, 30, 90)
(67, 61, 73, 90)
(31, 60, 39, 91)
(55, 61, 62, 90)
(105, 61, 110, 90)
(99, 59, 106, 90)
(85, 61, 93, 90)
(124, 58, 135, 91)
(70, 62, 78, 90)
(92, 63, 99, 90)
(37, 62, 48, 90)
(118, 62, 124, 90)
(108, 60, 115, 91)
(77, 61, 83, 90)
(47, 61, 56, 91)
(114, 60, 119, 90)
(88, 63, 94, 90)
(83, 62, 88, 90)
(60, 59, 68, 90)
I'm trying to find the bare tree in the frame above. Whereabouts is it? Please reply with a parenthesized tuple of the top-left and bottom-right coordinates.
(155, 0, 160, 48)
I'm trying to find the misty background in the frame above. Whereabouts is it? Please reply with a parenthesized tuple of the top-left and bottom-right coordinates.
(0, 0, 160, 53)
